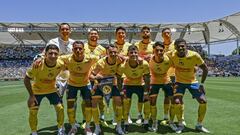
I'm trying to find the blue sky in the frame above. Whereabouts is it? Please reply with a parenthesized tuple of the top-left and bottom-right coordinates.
(1, 0, 240, 55)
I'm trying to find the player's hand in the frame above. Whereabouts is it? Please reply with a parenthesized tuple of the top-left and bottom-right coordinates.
(33, 58, 43, 69)
(143, 54, 152, 62)
(120, 89, 127, 99)
(94, 74, 103, 80)
(199, 85, 206, 95)
(28, 95, 38, 107)
(144, 92, 149, 101)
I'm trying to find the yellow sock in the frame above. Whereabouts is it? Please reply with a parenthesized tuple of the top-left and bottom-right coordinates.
(92, 107, 100, 125)
(85, 107, 92, 124)
(150, 105, 157, 121)
(138, 102, 143, 114)
(29, 107, 38, 132)
(164, 104, 170, 119)
(123, 99, 130, 122)
(99, 99, 105, 114)
(67, 108, 75, 125)
(182, 104, 185, 120)
(198, 103, 207, 123)
(143, 101, 150, 120)
(116, 106, 123, 123)
(175, 104, 183, 122)
(169, 104, 175, 122)
(54, 104, 64, 128)
(112, 101, 116, 113)
(81, 100, 86, 119)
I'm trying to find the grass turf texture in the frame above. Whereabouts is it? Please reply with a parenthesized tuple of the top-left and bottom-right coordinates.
(0, 77, 239, 135)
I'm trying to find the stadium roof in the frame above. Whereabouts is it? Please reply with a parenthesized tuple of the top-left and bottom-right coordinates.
(0, 12, 240, 46)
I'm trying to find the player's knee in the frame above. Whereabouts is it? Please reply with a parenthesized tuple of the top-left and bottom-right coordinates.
(67, 100, 75, 108)
(85, 100, 92, 107)
(150, 97, 157, 106)
(174, 96, 182, 104)
(55, 104, 64, 112)
(198, 95, 207, 104)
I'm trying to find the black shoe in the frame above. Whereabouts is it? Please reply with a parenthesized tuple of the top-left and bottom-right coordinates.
(123, 125, 129, 134)
(143, 123, 150, 131)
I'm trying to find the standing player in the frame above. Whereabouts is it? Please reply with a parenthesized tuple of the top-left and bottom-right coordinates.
(112, 26, 133, 125)
(169, 38, 209, 133)
(81, 28, 108, 128)
(24, 44, 65, 135)
(117, 45, 151, 133)
(148, 41, 177, 132)
(60, 41, 98, 135)
(134, 26, 154, 124)
(90, 44, 125, 135)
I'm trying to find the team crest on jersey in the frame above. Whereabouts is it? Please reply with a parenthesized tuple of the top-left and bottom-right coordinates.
(102, 85, 112, 94)
(48, 73, 54, 78)
(179, 61, 184, 65)
(76, 66, 82, 71)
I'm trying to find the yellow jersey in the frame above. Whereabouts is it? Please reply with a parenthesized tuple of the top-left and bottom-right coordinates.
(165, 41, 176, 77)
(114, 41, 132, 56)
(117, 60, 149, 85)
(169, 50, 204, 84)
(60, 54, 98, 87)
(26, 59, 64, 95)
(149, 55, 172, 84)
(134, 41, 155, 58)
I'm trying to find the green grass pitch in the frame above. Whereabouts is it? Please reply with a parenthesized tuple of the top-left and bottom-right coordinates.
(0, 77, 239, 135)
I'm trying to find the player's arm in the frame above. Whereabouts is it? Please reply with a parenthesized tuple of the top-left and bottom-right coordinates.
(24, 75, 38, 107)
(116, 73, 123, 92)
(89, 64, 103, 81)
(199, 63, 208, 84)
(143, 73, 151, 93)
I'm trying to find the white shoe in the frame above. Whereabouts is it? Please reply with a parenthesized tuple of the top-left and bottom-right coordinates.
(84, 127, 92, 135)
(182, 120, 187, 126)
(58, 127, 66, 135)
(151, 122, 158, 132)
(195, 125, 210, 133)
(112, 118, 117, 126)
(116, 126, 125, 135)
(169, 122, 177, 131)
(74, 122, 80, 128)
(128, 115, 133, 124)
(136, 114, 143, 124)
(93, 125, 101, 135)
(68, 125, 78, 135)
(176, 124, 184, 134)
(31, 132, 38, 135)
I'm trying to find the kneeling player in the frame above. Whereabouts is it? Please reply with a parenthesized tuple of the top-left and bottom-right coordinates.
(24, 44, 65, 135)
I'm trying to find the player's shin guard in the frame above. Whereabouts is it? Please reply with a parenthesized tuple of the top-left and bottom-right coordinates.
(85, 107, 92, 124)
(123, 98, 130, 122)
(99, 99, 105, 115)
(175, 104, 183, 122)
(198, 103, 207, 123)
(81, 100, 86, 119)
(138, 102, 143, 114)
(116, 106, 123, 123)
(112, 101, 116, 113)
(169, 104, 175, 122)
(143, 101, 150, 120)
(92, 107, 100, 125)
(150, 105, 157, 121)
(67, 108, 75, 125)
(29, 107, 38, 132)
(55, 104, 64, 128)
(164, 104, 170, 119)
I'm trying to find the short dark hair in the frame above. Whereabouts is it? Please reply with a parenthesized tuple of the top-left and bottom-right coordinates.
(127, 45, 138, 52)
(141, 26, 150, 32)
(45, 44, 59, 52)
(174, 38, 187, 46)
(106, 44, 118, 50)
(73, 41, 84, 47)
(161, 27, 171, 33)
(115, 26, 126, 33)
(59, 23, 71, 31)
(153, 41, 165, 49)
(88, 28, 99, 35)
